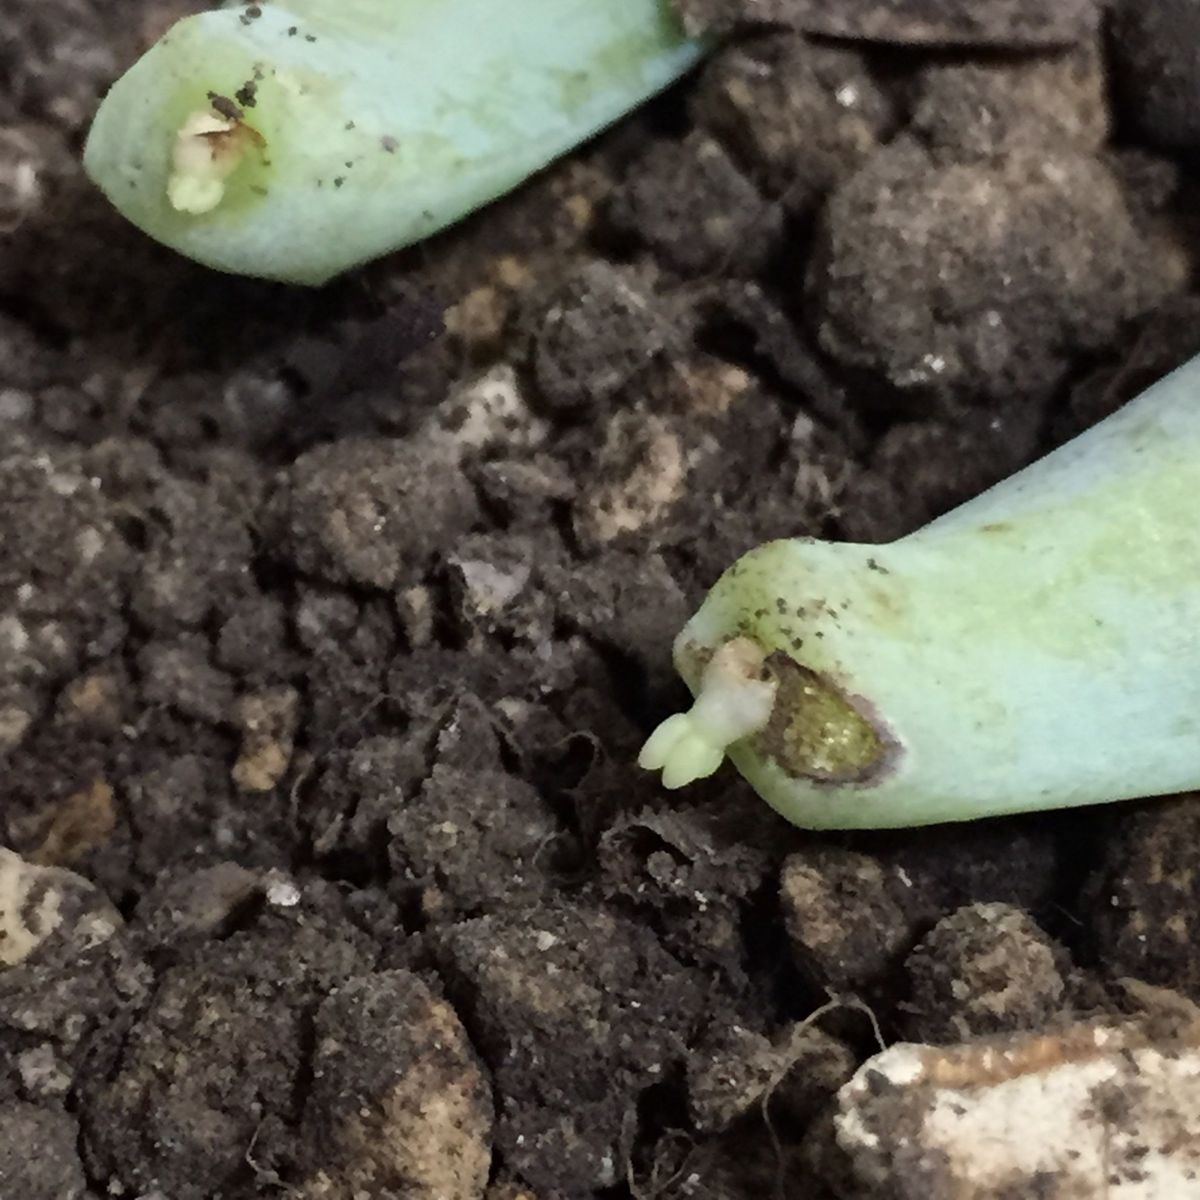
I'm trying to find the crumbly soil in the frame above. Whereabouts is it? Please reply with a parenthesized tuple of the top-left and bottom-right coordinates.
(1, 1, 1199, 1197)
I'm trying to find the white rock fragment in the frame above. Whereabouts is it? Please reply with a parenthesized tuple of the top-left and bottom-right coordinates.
(428, 365, 548, 456)
(265, 875, 301, 909)
(834, 1019, 1200, 1198)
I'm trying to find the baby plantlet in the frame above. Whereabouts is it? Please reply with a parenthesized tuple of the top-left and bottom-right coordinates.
(84, 0, 705, 284)
(641, 356, 1200, 828)
(640, 638, 779, 789)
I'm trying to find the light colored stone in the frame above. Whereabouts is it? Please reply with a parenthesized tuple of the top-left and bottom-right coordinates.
(834, 1017, 1200, 1198)
(232, 686, 300, 792)
(0, 848, 120, 966)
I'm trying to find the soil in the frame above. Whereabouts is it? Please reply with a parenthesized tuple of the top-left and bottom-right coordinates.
(1, 1, 1199, 1197)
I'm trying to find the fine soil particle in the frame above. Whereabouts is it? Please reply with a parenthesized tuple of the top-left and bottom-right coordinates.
(2, 1, 1200, 1197)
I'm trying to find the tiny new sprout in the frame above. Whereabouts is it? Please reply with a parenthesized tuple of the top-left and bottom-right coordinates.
(642, 355, 1200, 829)
(84, 0, 705, 285)
(638, 638, 778, 788)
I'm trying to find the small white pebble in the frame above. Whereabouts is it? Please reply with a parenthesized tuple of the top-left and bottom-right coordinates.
(835, 82, 860, 108)
(266, 878, 301, 907)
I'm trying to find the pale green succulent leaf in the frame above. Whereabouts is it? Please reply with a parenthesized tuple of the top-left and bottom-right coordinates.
(648, 357, 1200, 828)
(84, 0, 705, 284)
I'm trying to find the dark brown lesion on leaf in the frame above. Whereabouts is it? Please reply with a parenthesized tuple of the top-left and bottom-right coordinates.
(753, 652, 893, 784)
